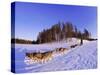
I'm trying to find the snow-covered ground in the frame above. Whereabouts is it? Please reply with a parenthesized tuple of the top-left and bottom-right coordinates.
(11, 38, 97, 73)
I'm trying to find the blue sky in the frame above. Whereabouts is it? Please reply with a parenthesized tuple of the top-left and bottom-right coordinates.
(14, 2, 97, 40)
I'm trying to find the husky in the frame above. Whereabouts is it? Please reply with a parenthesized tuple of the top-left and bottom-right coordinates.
(54, 47, 68, 54)
(41, 51, 53, 63)
(25, 51, 53, 63)
(70, 44, 78, 48)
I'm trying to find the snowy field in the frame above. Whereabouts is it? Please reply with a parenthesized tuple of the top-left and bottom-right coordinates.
(11, 38, 97, 73)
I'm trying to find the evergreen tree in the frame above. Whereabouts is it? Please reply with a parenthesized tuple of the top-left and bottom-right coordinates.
(83, 28, 90, 39)
(66, 22, 74, 38)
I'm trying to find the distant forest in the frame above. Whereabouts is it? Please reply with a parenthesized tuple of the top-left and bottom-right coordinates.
(11, 38, 33, 44)
(11, 21, 97, 44)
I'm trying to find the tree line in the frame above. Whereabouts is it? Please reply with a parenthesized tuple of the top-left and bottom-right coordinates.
(37, 22, 91, 44)
(12, 21, 93, 44)
(11, 38, 33, 44)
